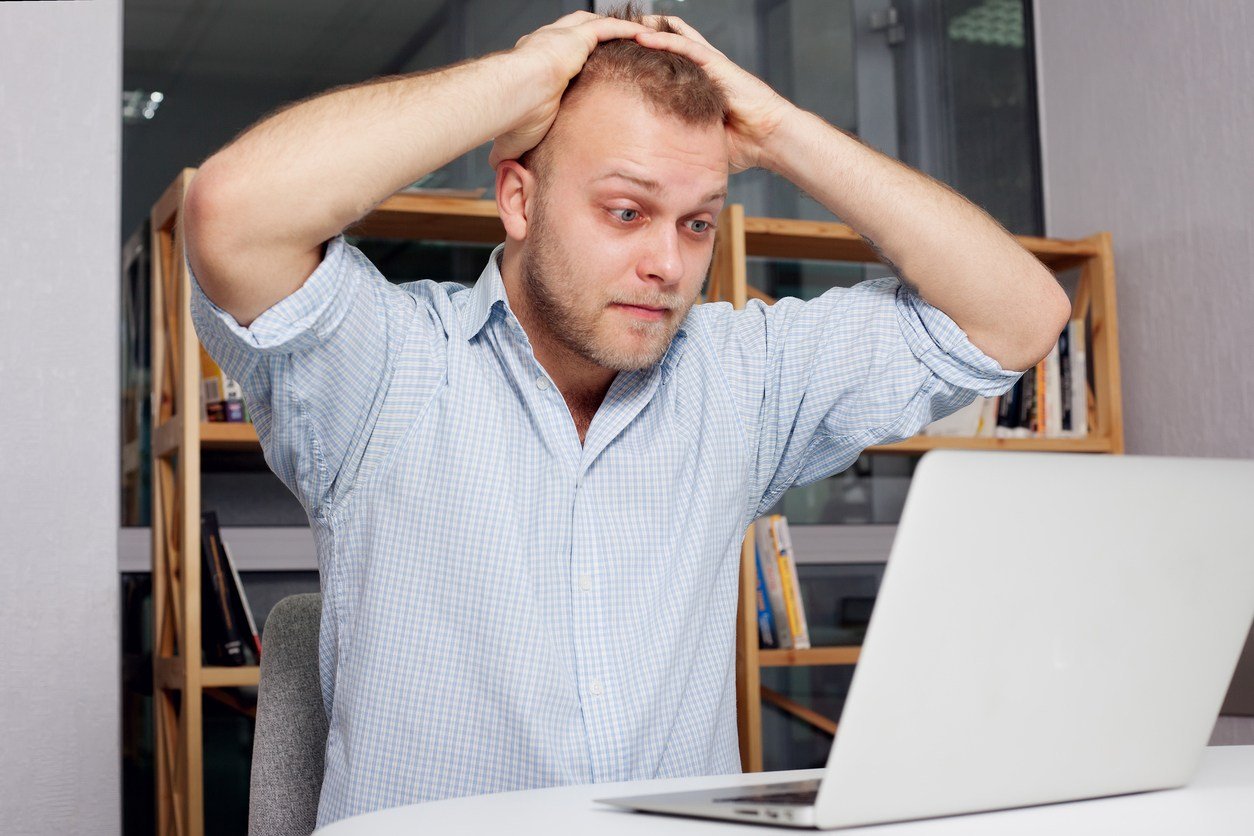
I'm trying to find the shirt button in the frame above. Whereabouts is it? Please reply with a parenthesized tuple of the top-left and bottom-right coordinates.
(578, 574, 592, 592)
(590, 680, 604, 696)
(535, 376, 550, 390)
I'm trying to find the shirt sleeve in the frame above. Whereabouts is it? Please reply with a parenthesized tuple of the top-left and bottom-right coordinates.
(188, 235, 439, 519)
(698, 276, 1025, 520)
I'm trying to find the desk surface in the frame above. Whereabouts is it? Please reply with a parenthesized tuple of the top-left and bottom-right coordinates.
(318, 745, 1254, 834)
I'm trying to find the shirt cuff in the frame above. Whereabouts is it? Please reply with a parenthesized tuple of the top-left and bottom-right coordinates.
(893, 280, 1025, 397)
(188, 234, 356, 357)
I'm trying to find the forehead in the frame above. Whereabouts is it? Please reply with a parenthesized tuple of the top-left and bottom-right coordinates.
(552, 84, 729, 199)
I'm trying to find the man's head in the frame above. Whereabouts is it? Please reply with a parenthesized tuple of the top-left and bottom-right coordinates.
(497, 5, 730, 375)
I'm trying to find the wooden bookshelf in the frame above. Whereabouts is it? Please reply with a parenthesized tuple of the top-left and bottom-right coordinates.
(710, 208, 1124, 773)
(152, 167, 1124, 827)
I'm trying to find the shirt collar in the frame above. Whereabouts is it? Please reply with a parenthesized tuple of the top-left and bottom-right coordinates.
(459, 242, 691, 381)
(461, 242, 511, 341)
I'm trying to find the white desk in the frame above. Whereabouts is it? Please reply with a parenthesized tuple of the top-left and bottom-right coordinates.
(318, 745, 1254, 834)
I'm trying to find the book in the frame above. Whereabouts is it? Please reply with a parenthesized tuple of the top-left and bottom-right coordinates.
(769, 515, 811, 650)
(921, 397, 982, 437)
(922, 395, 1001, 437)
(753, 545, 778, 649)
(1019, 365, 1036, 434)
(1034, 360, 1047, 437)
(976, 396, 999, 437)
(1044, 341, 1062, 438)
(996, 377, 1022, 436)
(220, 538, 262, 661)
(1068, 320, 1088, 437)
(200, 511, 246, 666)
(755, 520, 793, 649)
(1059, 323, 1074, 434)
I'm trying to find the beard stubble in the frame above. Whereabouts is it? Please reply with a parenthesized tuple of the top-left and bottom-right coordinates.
(518, 195, 696, 373)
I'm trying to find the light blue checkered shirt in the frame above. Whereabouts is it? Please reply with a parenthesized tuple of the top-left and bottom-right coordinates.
(189, 235, 1021, 826)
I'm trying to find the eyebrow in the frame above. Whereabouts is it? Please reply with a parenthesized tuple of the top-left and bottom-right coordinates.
(593, 170, 727, 206)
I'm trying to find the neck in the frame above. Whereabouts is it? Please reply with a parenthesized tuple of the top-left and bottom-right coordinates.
(500, 241, 617, 411)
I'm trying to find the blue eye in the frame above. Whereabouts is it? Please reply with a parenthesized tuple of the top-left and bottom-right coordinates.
(688, 219, 714, 234)
(612, 208, 640, 223)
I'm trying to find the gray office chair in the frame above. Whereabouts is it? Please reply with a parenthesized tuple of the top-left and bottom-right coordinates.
(249, 593, 328, 836)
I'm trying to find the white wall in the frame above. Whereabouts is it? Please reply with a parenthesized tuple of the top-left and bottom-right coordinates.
(1034, 0, 1254, 458)
(0, 2, 121, 833)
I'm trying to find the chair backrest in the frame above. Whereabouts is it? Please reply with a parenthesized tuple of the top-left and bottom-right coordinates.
(249, 593, 328, 836)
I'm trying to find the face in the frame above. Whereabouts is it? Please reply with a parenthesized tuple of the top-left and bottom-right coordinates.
(518, 84, 729, 372)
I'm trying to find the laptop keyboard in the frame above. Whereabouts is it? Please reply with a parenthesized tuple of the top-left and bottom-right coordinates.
(714, 788, 819, 806)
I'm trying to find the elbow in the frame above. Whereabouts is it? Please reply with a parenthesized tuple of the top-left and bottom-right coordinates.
(1006, 280, 1073, 373)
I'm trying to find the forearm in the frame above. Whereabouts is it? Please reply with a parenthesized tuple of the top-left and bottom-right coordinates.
(192, 49, 547, 251)
(760, 108, 1070, 372)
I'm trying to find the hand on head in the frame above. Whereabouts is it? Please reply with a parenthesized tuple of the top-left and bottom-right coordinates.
(633, 15, 792, 173)
(490, 8, 793, 175)
(488, 11, 652, 169)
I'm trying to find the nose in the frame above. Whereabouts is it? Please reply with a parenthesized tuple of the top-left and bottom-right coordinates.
(636, 223, 684, 287)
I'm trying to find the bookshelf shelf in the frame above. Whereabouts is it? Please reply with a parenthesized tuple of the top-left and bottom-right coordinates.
(759, 647, 862, 667)
(202, 665, 261, 688)
(200, 421, 260, 450)
(710, 207, 1125, 774)
(867, 434, 1116, 455)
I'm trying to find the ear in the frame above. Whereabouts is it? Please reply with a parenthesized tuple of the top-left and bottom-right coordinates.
(495, 160, 538, 243)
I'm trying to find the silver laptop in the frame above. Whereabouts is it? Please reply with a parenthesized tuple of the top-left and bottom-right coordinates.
(598, 450, 1254, 829)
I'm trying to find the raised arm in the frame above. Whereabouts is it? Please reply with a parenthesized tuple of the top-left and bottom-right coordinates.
(183, 11, 650, 327)
(636, 17, 1071, 373)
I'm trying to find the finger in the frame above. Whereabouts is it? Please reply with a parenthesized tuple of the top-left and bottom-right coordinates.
(634, 29, 720, 66)
(549, 10, 599, 28)
(643, 14, 714, 49)
(576, 16, 655, 45)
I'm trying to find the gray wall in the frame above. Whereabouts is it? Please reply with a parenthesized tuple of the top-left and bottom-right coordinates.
(1034, 0, 1254, 458)
(0, 1, 121, 833)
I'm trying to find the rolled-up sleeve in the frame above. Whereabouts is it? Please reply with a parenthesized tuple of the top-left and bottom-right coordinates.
(698, 276, 1025, 519)
(189, 235, 430, 518)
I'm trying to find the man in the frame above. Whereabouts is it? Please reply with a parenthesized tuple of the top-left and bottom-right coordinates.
(186, 5, 1069, 827)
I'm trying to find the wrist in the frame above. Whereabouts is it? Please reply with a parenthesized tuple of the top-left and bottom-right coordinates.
(756, 104, 814, 177)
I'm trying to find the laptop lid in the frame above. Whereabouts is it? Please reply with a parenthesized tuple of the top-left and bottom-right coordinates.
(814, 450, 1254, 830)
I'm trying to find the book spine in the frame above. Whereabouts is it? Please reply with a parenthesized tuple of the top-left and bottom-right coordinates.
(996, 378, 1021, 436)
(200, 511, 246, 666)
(1017, 370, 1034, 434)
(1059, 323, 1073, 434)
(754, 544, 778, 649)
(1045, 342, 1062, 438)
(770, 515, 811, 650)
(1070, 320, 1088, 437)
(976, 396, 999, 438)
(219, 538, 262, 661)
(1034, 360, 1046, 437)
(755, 519, 793, 649)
